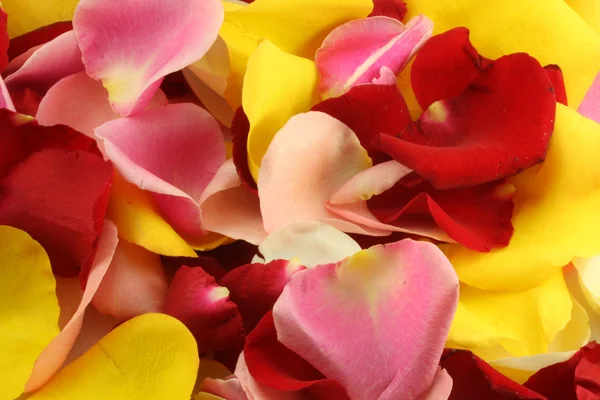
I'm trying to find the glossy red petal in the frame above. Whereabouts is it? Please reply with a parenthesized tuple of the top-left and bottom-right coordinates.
(368, 0, 407, 21)
(524, 342, 600, 400)
(378, 52, 555, 189)
(230, 107, 258, 192)
(311, 84, 410, 163)
(244, 311, 349, 398)
(163, 265, 245, 353)
(221, 259, 305, 333)
(7, 21, 73, 61)
(544, 64, 568, 106)
(441, 349, 545, 400)
(368, 175, 514, 251)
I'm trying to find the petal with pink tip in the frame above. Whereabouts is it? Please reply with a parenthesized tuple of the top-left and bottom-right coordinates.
(579, 71, 600, 123)
(258, 111, 386, 236)
(273, 239, 459, 400)
(24, 220, 118, 392)
(73, 0, 224, 115)
(37, 72, 167, 136)
(315, 15, 433, 99)
(95, 103, 226, 239)
(92, 241, 168, 321)
(4, 31, 84, 93)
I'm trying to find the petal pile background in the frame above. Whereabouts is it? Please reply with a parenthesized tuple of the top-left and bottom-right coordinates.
(1, 0, 600, 399)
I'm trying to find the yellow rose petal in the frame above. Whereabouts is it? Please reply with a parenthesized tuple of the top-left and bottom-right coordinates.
(0, 226, 60, 400)
(3, 0, 79, 38)
(448, 268, 572, 357)
(244, 40, 319, 181)
(404, 0, 600, 108)
(443, 105, 600, 290)
(566, 0, 600, 35)
(30, 313, 199, 400)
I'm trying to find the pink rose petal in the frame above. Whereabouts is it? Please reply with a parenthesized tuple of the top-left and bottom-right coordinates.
(315, 15, 432, 99)
(417, 368, 453, 400)
(579, 71, 600, 123)
(95, 103, 226, 239)
(0, 75, 15, 111)
(37, 72, 167, 136)
(24, 220, 118, 392)
(73, 0, 224, 115)
(371, 66, 398, 85)
(92, 241, 168, 321)
(273, 239, 459, 400)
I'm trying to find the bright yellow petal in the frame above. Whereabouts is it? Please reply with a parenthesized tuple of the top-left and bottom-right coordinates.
(0, 226, 60, 400)
(442, 105, 600, 290)
(30, 313, 199, 400)
(448, 269, 572, 357)
(566, 0, 600, 35)
(244, 40, 319, 181)
(220, 0, 372, 108)
(3, 0, 79, 38)
(106, 172, 197, 257)
(573, 256, 600, 315)
(404, 0, 600, 108)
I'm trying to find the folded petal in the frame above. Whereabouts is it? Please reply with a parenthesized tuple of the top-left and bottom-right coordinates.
(95, 103, 225, 239)
(164, 266, 245, 353)
(92, 241, 168, 321)
(316, 15, 432, 99)
(0, 226, 60, 400)
(244, 40, 319, 181)
(24, 220, 118, 392)
(273, 239, 459, 399)
(29, 313, 199, 400)
(73, 0, 224, 115)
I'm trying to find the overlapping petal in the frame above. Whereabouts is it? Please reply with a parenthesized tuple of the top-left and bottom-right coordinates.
(73, 0, 224, 115)
(3, 0, 78, 38)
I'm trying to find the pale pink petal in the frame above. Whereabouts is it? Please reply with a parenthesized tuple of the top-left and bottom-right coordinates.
(5, 31, 84, 93)
(202, 376, 248, 400)
(579, 71, 600, 123)
(371, 66, 398, 85)
(417, 368, 453, 400)
(24, 220, 118, 392)
(315, 15, 433, 99)
(95, 103, 226, 238)
(36, 72, 167, 136)
(73, 0, 224, 115)
(273, 239, 459, 400)
(92, 241, 168, 321)
(0, 75, 15, 111)
(258, 111, 387, 236)
(200, 159, 267, 245)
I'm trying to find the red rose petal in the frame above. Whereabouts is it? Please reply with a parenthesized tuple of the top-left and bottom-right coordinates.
(10, 87, 42, 116)
(377, 52, 555, 189)
(368, 174, 514, 251)
(244, 311, 349, 398)
(230, 107, 258, 192)
(0, 7, 8, 72)
(221, 259, 305, 333)
(441, 349, 546, 400)
(524, 342, 600, 400)
(7, 21, 73, 61)
(544, 64, 568, 106)
(200, 239, 260, 272)
(368, 0, 407, 21)
(312, 84, 410, 163)
(162, 255, 227, 282)
(163, 265, 245, 353)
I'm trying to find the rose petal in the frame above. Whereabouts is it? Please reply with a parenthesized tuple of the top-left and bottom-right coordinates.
(164, 266, 245, 353)
(315, 15, 432, 99)
(73, 0, 223, 115)
(229, 107, 257, 191)
(0, 6, 7, 72)
(369, 0, 407, 21)
(7, 21, 72, 60)
(273, 239, 459, 399)
(544, 65, 568, 106)
(3, 0, 78, 38)
(417, 368, 453, 400)
(0, 75, 15, 111)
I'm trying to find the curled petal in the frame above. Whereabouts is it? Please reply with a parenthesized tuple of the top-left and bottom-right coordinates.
(273, 239, 459, 399)
(73, 0, 224, 115)
(316, 15, 432, 98)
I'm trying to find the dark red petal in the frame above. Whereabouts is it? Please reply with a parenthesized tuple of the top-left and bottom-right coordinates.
(544, 64, 568, 106)
(163, 265, 245, 353)
(0, 149, 113, 277)
(441, 349, 546, 400)
(368, 0, 407, 21)
(411, 27, 491, 110)
(524, 342, 600, 400)
(377, 52, 555, 189)
(221, 259, 305, 333)
(162, 255, 228, 282)
(245, 311, 349, 398)
(311, 84, 410, 163)
(7, 21, 73, 61)
(230, 107, 258, 192)
(199, 239, 259, 272)
(10, 87, 42, 116)
(368, 175, 514, 251)
(0, 7, 8, 72)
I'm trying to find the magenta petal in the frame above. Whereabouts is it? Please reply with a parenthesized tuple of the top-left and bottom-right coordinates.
(579, 71, 600, 123)
(315, 15, 432, 99)
(73, 0, 224, 115)
(273, 239, 459, 399)
(95, 103, 226, 238)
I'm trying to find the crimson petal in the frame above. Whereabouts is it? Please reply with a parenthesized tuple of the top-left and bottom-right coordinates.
(230, 107, 258, 192)
(544, 64, 568, 106)
(368, 0, 407, 21)
(0, 7, 7, 72)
